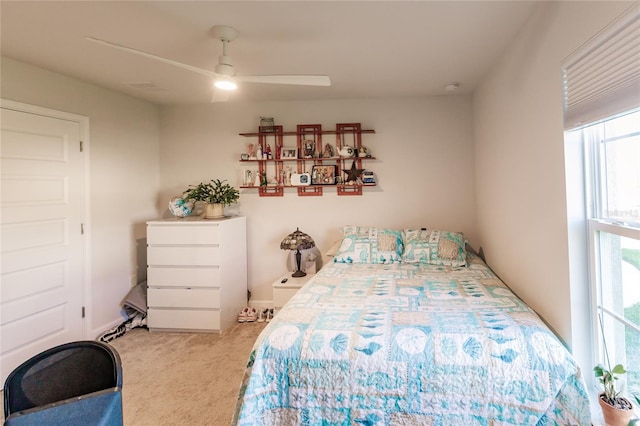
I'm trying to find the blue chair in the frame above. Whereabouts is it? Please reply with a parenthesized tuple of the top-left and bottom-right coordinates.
(3, 341, 123, 426)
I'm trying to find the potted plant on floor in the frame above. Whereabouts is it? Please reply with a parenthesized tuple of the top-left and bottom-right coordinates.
(183, 179, 239, 219)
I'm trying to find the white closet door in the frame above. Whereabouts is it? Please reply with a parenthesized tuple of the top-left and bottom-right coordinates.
(1, 106, 85, 384)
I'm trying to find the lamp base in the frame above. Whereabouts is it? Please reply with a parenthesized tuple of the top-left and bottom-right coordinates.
(292, 270, 306, 278)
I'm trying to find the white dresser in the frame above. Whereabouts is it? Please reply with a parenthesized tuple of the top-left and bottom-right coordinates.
(146, 216, 247, 333)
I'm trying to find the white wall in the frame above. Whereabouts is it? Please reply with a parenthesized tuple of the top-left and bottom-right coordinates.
(159, 97, 477, 301)
(1, 57, 161, 336)
(2, 0, 628, 352)
(0, 58, 477, 332)
(472, 0, 633, 368)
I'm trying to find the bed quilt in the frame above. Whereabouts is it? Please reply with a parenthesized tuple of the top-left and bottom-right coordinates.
(233, 253, 590, 425)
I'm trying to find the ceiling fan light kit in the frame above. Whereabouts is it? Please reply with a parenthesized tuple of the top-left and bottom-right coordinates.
(214, 78, 237, 91)
(86, 24, 330, 102)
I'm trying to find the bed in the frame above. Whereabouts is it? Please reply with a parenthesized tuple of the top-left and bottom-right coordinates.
(233, 227, 591, 425)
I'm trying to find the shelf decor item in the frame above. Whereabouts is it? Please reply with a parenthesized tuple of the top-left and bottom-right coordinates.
(280, 228, 315, 277)
(338, 145, 355, 157)
(343, 160, 365, 184)
(311, 165, 337, 185)
(168, 196, 195, 218)
(182, 179, 240, 219)
(259, 117, 275, 133)
(281, 147, 297, 159)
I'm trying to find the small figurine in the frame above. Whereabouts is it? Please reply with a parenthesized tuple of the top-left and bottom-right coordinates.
(359, 146, 368, 156)
(248, 143, 254, 158)
(256, 145, 263, 159)
(323, 143, 334, 158)
(284, 166, 293, 186)
(304, 140, 315, 158)
(266, 144, 272, 159)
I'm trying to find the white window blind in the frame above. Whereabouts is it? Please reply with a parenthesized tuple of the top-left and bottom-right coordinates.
(562, 5, 640, 130)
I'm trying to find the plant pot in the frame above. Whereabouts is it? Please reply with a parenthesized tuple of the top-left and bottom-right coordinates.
(598, 393, 634, 426)
(204, 203, 224, 219)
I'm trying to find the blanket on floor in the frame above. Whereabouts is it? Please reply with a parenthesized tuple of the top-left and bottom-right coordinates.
(98, 281, 148, 343)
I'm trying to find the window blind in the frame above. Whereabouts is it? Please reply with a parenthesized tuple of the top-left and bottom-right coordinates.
(562, 5, 640, 130)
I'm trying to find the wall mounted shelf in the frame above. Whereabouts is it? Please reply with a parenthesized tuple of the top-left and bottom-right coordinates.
(239, 122, 376, 197)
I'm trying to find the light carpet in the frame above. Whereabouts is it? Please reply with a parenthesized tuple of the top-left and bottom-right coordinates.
(110, 323, 266, 426)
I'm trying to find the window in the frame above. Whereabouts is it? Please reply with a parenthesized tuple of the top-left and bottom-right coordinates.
(571, 109, 640, 398)
(562, 6, 639, 407)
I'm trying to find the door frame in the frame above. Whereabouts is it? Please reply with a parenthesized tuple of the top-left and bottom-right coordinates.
(1, 98, 92, 338)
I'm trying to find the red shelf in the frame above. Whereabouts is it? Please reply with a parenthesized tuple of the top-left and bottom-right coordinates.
(239, 129, 375, 137)
(239, 122, 375, 197)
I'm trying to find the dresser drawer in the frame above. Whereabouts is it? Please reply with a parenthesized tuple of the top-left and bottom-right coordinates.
(147, 308, 220, 331)
(147, 224, 220, 245)
(147, 266, 220, 288)
(148, 287, 220, 309)
(147, 246, 219, 266)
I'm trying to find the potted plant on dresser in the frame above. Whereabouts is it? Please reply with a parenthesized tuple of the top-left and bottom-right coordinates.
(183, 179, 239, 219)
(594, 362, 636, 425)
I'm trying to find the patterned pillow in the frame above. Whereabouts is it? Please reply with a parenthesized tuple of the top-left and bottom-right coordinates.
(401, 229, 467, 267)
(333, 226, 403, 264)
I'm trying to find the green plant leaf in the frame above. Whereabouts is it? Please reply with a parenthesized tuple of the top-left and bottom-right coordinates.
(182, 179, 239, 205)
(594, 365, 604, 377)
(612, 364, 627, 374)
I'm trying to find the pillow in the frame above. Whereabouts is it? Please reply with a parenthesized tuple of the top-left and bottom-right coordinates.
(401, 229, 467, 267)
(324, 239, 343, 258)
(333, 226, 403, 264)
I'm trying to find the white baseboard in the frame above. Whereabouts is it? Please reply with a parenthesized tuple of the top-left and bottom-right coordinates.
(249, 299, 274, 309)
(90, 316, 125, 340)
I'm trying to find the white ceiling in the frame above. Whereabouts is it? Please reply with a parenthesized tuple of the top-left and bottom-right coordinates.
(0, 1, 539, 105)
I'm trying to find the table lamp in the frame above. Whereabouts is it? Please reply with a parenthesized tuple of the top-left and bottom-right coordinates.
(280, 228, 315, 277)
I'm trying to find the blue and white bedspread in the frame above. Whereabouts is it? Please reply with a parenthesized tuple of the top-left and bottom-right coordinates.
(233, 254, 590, 425)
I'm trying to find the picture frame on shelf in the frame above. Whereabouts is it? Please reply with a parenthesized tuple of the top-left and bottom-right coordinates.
(311, 165, 337, 185)
(281, 147, 297, 159)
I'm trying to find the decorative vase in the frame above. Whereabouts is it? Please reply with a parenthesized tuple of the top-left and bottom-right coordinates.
(598, 393, 633, 426)
(168, 196, 194, 218)
(205, 203, 224, 219)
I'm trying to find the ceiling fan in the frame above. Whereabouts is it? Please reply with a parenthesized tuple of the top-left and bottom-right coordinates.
(86, 25, 330, 102)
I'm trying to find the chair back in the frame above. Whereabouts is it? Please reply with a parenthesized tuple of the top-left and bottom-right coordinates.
(3, 341, 122, 423)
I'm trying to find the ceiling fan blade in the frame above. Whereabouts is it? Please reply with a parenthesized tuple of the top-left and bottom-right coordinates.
(211, 88, 231, 103)
(235, 75, 331, 86)
(85, 36, 217, 79)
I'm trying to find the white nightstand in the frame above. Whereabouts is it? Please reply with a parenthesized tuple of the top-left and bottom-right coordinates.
(272, 272, 314, 314)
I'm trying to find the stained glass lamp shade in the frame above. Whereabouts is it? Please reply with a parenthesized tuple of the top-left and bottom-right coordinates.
(280, 228, 315, 277)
